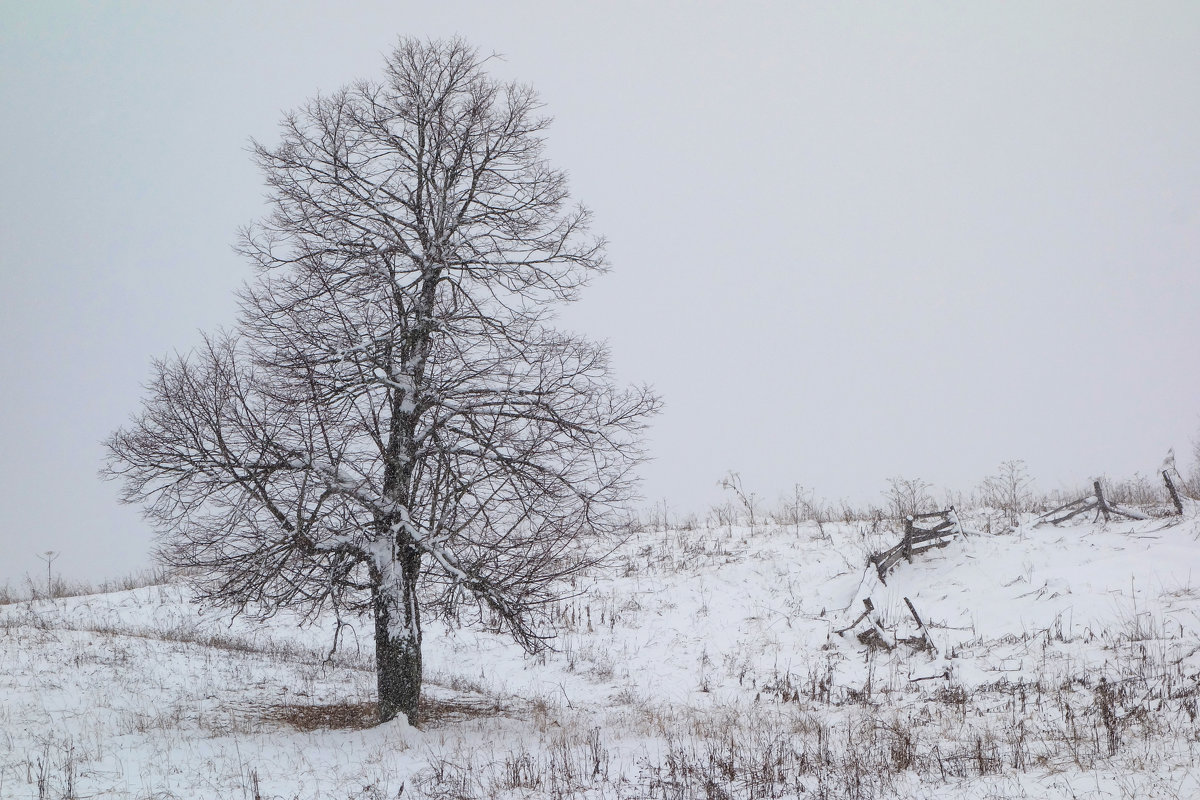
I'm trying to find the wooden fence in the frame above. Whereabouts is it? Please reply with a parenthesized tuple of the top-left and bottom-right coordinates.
(837, 507, 967, 653)
(869, 507, 965, 584)
(1035, 480, 1150, 526)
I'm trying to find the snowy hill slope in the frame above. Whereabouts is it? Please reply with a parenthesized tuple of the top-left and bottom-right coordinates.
(4, 511, 1200, 798)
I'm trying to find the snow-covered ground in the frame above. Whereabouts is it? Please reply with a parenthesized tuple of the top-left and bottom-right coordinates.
(4, 509, 1200, 798)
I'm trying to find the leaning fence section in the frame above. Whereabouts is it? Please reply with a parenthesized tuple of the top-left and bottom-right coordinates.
(870, 507, 966, 585)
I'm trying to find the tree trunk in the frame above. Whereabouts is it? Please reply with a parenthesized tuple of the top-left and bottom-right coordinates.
(373, 545, 423, 725)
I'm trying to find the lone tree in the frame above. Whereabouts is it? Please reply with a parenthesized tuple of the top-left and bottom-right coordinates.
(104, 38, 658, 726)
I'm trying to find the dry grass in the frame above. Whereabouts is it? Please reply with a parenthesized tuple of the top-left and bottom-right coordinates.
(259, 694, 515, 732)
(261, 700, 380, 732)
(421, 694, 514, 724)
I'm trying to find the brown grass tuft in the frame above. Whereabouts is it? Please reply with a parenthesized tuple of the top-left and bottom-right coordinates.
(262, 701, 379, 731)
(260, 694, 513, 731)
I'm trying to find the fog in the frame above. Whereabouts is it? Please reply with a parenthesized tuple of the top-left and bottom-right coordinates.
(2, 1, 1198, 586)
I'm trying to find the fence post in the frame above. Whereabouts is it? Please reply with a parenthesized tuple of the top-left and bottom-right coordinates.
(1093, 480, 1111, 522)
(1163, 471, 1184, 515)
(948, 505, 961, 538)
(904, 516, 914, 562)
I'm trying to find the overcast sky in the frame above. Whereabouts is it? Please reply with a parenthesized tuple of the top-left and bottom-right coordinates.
(2, 2, 1198, 586)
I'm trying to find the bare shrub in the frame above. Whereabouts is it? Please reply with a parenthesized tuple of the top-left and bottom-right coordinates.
(775, 484, 831, 540)
(883, 476, 935, 520)
(719, 471, 761, 530)
(1104, 472, 1167, 508)
(978, 459, 1033, 525)
(1187, 429, 1200, 498)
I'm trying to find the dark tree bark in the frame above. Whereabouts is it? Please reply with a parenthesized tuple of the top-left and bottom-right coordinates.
(373, 544, 422, 725)
(104, 38, 658, 726)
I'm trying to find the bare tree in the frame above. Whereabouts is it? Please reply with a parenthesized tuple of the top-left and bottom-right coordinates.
(104, 38, 659, 726)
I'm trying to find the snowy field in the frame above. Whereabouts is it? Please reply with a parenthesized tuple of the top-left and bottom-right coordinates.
(4, 508, 1200, 799)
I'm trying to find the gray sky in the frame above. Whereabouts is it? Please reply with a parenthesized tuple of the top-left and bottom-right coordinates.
(2, 2, 1198, 586)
